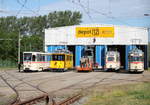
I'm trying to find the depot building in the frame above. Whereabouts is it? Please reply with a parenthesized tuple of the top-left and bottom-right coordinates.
(44, 24, 149, 70)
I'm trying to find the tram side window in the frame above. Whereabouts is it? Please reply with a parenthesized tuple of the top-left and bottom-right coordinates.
(69, 56, 72, 61)
(42, 55, 45, 61)
(47, 55, 51, 61)
(66, 55, 71, 61)
(58, 55, 65, 61)
(37, 54, 41, 61)
(52, 55, 65, 61)
(66, 55, 72, 61)
(70, 56, 72, 61)
(52, 55, 57, 61)
(67, 55, 69, 61)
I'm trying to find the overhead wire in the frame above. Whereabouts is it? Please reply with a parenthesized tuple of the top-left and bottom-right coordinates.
(0, 0, 50, 16)
(78, 1, 94, 23)
(0, 0, 148, 29)
(37, 0, 40, 14)
(68, 0, 132, 26)
(17, 0, 39, 16)
(69, 0, 94, 23)
(16, 0, 27, 17)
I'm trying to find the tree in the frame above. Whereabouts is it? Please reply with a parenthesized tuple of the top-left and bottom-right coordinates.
(0, 10, 82, 66)
(47, 11, 82, 27)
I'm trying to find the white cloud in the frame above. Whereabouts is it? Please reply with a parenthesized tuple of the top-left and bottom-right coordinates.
(1, 0, 148, 26)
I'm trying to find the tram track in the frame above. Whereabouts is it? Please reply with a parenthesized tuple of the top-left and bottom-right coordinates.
(0, 70, 148, 105)
(0, 75, 20, 104)
(2, 70, 114, 105)
(1, 71, 49, 105)
(50, 73, 115, 105)
(49, 72, 148, 105)
(30, 72, 111, 104)
(4, 71, 48, 94)
(1, 71, 102, 105)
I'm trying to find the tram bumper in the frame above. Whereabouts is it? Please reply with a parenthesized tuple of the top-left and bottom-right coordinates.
(24, 68, 32, 72)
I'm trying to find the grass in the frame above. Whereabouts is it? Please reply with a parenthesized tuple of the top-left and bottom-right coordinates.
(84, 82, 150, 105)
(0, 94, 17, 105)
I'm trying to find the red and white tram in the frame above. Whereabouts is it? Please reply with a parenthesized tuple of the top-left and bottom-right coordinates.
(105, 51, 120, 71)
(128, 48, 144, 73)
(23, 52, 50, 71)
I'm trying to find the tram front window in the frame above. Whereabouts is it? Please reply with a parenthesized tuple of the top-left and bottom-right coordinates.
(107, 57, 114, 61)
(130, 56, 143, 62)
(85, 51, 92, 56)
(52, 55, 65, 61)
(24, 53, 32, 61)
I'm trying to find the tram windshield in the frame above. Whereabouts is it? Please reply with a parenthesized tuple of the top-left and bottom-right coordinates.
(85, 50, 93, 56)
(52, 55, 65, 61)
(130, 56, 143, 62)
(24, 53, 32, 61)
(107, 56, 114, 61)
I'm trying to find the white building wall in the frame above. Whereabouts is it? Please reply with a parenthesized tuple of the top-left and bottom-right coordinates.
(45, 24, 148, 46)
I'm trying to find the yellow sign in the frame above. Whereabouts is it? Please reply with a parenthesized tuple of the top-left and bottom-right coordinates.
(76, 27, 114, 38)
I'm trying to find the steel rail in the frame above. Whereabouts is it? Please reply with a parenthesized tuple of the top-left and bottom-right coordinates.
(14, 94, 49, 105)
(51, 73, 115, 105)
(0, 75, 20, 104)
(53, 94, 82, 105)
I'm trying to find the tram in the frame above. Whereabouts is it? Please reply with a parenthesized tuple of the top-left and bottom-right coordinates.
(23, 52, 50, 71)
(76, 48, 94, 72)
(128, 48, 144, 73)
(49, 49, 73, 71)
(104, 51, 120, 71)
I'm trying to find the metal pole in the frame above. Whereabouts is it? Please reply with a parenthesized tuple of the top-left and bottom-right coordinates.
(18, 30, 21, 64)
(147, 28, 150, 68)
(43, 29, 45, 52)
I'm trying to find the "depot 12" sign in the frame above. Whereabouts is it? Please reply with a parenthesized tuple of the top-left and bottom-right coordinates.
(76, 27, 114, 38)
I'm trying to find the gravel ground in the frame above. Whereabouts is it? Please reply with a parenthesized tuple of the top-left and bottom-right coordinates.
(0, 70, 150, 105)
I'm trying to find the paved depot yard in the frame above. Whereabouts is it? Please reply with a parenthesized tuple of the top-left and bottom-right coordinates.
(0, 70, 150, 105)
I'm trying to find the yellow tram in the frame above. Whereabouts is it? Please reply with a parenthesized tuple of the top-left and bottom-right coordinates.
(49, 49, 73, 71)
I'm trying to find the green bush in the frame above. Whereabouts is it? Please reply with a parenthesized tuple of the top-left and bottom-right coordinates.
(0, 60, 17, 68)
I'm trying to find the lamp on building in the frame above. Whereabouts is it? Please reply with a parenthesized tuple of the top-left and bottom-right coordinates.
(93, 37, 96, 43)
(144, 14, 150, 16)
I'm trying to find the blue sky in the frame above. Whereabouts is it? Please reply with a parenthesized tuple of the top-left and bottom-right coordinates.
(0, 0, 150, 29)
